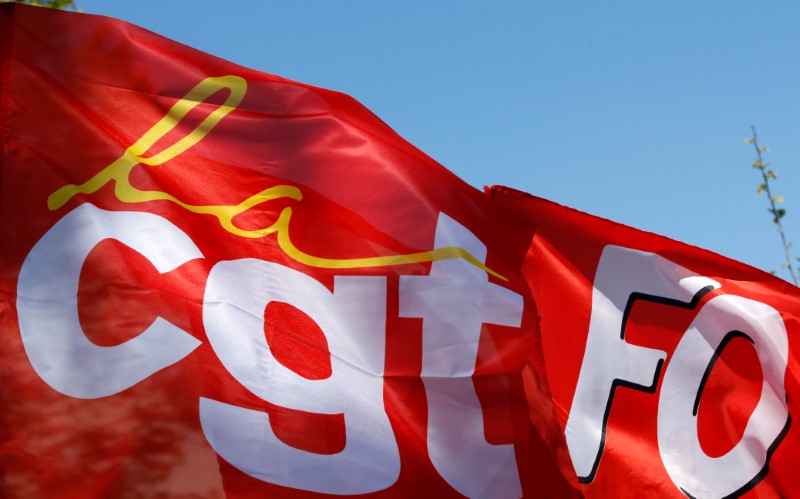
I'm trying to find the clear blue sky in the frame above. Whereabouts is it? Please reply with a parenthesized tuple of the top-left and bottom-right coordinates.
(77, 0, 800, 279)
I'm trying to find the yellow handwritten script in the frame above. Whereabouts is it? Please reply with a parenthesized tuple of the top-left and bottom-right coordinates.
(48, 76, 504, 280)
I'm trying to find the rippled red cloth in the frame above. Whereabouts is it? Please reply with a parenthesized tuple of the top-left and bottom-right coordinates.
(2, 4, 798, 498)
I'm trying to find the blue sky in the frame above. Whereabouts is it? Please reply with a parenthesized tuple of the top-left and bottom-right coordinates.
(77, 0, 800, 279)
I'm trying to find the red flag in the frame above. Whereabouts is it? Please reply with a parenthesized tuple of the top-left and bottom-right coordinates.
(489, 186, 800, 498)
(0, 5, 575, 497)
(9, 5, 796, 498)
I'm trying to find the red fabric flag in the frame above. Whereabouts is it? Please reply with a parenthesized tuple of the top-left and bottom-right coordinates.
(0, 5, 575, 498)
(489, 186, 800, 498)
(7, 5, 797, 498)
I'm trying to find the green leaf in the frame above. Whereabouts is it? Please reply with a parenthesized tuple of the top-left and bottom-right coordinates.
(11, 0, 78, 10)
(771, 208, 787, 222)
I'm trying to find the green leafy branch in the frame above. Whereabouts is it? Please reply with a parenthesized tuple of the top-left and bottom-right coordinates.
(0, 0, 79, 11)
(746, 125, 797, 285)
